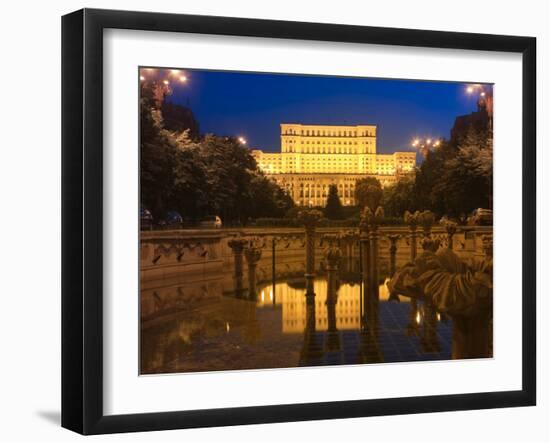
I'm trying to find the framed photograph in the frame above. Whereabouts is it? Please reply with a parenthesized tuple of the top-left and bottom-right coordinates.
(62, 8, 536, 435)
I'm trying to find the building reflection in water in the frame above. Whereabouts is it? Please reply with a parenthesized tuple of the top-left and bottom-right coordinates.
(141, 255, 465, 374)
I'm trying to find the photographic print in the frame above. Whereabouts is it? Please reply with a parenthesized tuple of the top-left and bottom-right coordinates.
(139, 67, 493, 375)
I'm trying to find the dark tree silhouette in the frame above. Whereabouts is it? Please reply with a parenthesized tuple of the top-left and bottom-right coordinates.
(355, 177, 383, 210)
(161, 101, 200, 140)
(140, 80, 294, 225)
(324, 184, 344, 220)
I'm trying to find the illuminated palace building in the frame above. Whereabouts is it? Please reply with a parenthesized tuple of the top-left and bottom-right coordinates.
(252, 124, 416, 206)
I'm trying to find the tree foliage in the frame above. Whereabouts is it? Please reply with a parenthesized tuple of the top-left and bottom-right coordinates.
(140, 82, 294, 224)
(381, 173, 416, 217)
(355, 177, 383, 210)
(324, 184, 343, 219)
(161, 101, 200, 139)
(380, 127, 492, 219)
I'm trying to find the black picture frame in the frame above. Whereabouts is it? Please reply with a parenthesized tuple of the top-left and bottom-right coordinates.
(62, 8, 536, 435)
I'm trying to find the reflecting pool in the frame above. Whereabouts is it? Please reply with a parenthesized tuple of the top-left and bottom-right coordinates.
(140, 263, 454, 374)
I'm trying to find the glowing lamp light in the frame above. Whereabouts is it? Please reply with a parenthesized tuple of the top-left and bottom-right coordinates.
(480, 91, 486, 97)
(163, 79, 169, 85)
(179, 75, 187, 83)
(426, 138, 432, 144)
(238, 136, 247, 145)
(139, 75, 145, 81)
(466, 85, 475, 94)
(170, 69, 180, 74)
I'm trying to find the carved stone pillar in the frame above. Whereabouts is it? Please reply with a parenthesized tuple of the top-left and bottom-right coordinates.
(482, 234, 493, 258)
(404, 211, 419, 261)
(359, 210, 371, 327)
(404, 210, 420, 332)
(359, 210, 371, 282)
(369, 227, 380, 302)
(243, 240, 262, 299)
(443, 219, 458, 250)
(298, 209, 322, 299)
(228, 238, 247, 297)
(323, 234, 341, 294)
(367, 207, 384, 303)
(419, 210, 435, 239)
(387, 234, 400, 277)
(323, 234, 342, 352)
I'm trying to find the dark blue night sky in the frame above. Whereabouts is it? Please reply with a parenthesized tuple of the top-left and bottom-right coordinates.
(167, 69, 489, 154)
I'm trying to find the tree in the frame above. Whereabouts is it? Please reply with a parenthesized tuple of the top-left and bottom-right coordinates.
(382, 174, 417, 216)
(410, 127, 492, 219)
(355, 177, 383, 210)
(324, 184, 343, 219)
(140, 82, 178, 217)
(161, 101, 200, 140)
(139, 79, 294, 224)
(436, 129, 492, 217)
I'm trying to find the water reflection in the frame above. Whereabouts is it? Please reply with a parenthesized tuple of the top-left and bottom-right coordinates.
(141, 264, 454, 374)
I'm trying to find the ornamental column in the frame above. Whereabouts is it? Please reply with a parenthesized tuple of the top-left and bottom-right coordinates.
(442, 219, 458, 250)
(323, 234, 342, 352)
(243, 239, 262, 300)
(366, 206, 384, 303)
(228, 237, 247, 297)
(387, 234, 400, 277)
(419, 210, 436, 239)
(298, 209, 322, 300)
(404, 210, 420, 335)
(387, 233, 401, 302)
(359, 210, 371, 327)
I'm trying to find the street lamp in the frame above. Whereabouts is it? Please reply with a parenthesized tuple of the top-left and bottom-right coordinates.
(465, 83, 493, 130)
(238, 136, 247, 145)
(411, 137, 441, 157)
(139, 68, 190, 108)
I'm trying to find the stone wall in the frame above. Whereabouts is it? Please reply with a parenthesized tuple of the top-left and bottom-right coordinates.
(140, 226, 492, 282)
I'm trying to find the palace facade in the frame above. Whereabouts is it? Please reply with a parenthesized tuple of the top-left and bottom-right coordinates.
(251, 123, 416, 207)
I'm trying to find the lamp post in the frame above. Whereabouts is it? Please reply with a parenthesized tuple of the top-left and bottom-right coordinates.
(139, 68, 189, 108)
(466, 83, 493, 130)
